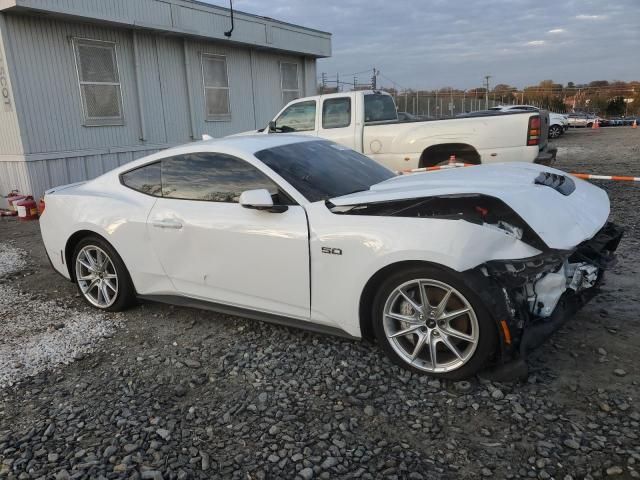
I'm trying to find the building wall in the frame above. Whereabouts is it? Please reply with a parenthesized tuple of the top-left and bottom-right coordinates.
(0, 13, 318, 199)
(0, 13, 23, 156)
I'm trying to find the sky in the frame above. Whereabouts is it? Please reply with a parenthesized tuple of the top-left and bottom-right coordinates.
(201, 0, 640, 91)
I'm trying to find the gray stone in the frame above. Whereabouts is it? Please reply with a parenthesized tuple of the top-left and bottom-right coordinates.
(299, 467, 314, 480)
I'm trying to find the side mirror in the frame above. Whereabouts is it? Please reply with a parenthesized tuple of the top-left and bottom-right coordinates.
(239, 189, 287, 213)
(268, 120, 277, 133)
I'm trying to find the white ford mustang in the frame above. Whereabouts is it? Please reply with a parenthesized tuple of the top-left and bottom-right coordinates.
(40, 135, 622, 379)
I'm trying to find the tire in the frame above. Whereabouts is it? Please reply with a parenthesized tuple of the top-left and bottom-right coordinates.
(586, 123, 593, 128)
(371, 265, 498, 380)
(549, 125, 562, 139)
(72, 235, 137, 312)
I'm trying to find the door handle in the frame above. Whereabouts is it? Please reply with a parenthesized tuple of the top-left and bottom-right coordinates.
(151, 219, 183, 230)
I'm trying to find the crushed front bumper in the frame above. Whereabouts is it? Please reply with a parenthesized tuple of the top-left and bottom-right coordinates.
(467, 222, 623, 374)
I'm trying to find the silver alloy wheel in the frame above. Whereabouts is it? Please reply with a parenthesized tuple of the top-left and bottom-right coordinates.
(549, 125, 562, 139)
(382, 279, 479, 373)
(75, 245, 119, 308)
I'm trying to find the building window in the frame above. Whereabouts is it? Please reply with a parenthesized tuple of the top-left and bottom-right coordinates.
(201, 54, 231, 121)
(73, 38, 124, 126)
(280, 62, 300, 106)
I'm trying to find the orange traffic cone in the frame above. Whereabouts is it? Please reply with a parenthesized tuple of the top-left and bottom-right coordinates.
(592, 119, 599, 130)
(633, 119, 638, 129)
(448, 154, 456, 165)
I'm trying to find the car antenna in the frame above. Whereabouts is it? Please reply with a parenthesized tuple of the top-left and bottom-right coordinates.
(224, 0, 234, 38)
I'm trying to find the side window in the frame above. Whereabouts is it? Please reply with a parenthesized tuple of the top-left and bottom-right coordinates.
(202, 54, 231, 121)
(121, 162, 162, 196)
(322, 98, 351, 129)
(161, 153, 283, 203)
(274, 100, 316, 132)
(72, 38, 124, 126)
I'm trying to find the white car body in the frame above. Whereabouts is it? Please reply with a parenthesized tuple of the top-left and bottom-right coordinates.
(240, 91, 556, 172)
(40, 135, 620, 377)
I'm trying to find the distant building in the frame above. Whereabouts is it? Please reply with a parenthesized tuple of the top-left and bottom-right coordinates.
(0, 0, 331, 198)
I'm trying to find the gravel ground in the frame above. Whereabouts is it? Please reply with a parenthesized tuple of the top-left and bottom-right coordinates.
(0, 242, 120, 388)
(0, 127, 639, 480)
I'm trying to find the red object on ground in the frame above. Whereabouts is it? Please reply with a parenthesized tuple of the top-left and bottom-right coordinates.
(7, 191, 27, 211)
(15, 196, 39, 221)
(38, 198, 46, 215)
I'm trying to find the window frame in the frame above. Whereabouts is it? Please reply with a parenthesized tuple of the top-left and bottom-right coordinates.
(201, 53, 232, 122)
(322, 97, 352, 129)
(274, 100, 317, 132)
(119, 154, 297, 206)
(280, 62, 301, 106)
(72, 37, 125, 127)
(119, 161, 162, 197)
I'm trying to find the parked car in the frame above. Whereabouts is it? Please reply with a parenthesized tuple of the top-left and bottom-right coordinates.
(567, 113, 602, 128)
(489, 105, 568, 139)
(40, 135, 622, 380)
(241, 91, 556, 172)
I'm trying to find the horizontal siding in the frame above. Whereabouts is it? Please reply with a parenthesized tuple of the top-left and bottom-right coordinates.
(0, 13, 23, 155)
(7, 15, 144, 154)
(8, 0, 331, 57)
(21, 148, 166, 199)
(271, 26, 331, 57)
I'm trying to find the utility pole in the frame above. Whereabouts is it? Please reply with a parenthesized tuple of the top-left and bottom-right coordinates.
(353, 75, 357, 91)
(321, 72, 327, 93)
(484, 75, 491, 110)
(435, 90, 438, 118)
(462, 90, 466, 113)
(336, 72, 340, 92)
(371, 68, 378, 90)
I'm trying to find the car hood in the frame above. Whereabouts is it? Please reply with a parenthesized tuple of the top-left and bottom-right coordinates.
(330, 163, 610, 251)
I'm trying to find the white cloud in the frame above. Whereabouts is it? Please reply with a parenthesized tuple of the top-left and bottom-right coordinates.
(548, 28, 565, 34)
(575, 14, 605, 20)
(526, 40, 546, 46)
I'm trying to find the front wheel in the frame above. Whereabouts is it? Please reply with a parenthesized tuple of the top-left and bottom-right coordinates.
(73, 236, 136, 312)
(372, 266, 498, 380)
(549, 124, 562, 139)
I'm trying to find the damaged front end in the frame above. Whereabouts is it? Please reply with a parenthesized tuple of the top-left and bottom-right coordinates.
(470, 222, 623, 363)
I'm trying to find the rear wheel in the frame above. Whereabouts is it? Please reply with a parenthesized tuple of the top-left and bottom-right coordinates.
(549, 124, 562, 139)
(73, 236, 136, 312)
(372, 266, 497, 379)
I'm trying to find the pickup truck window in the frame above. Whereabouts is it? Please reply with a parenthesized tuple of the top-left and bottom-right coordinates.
(255, 140, 395, 202)
(274, 100, 316, 132)
(364, 94, 397, 123)
(322, 98, 351, 129)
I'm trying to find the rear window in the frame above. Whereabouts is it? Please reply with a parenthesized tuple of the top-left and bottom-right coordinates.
(364, 94, 397, 123)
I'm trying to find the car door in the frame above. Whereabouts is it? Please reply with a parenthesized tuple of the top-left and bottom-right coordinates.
(147, 151, 310, 320)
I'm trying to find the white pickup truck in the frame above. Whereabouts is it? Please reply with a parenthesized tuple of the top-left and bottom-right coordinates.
(253, 90, 557, 172)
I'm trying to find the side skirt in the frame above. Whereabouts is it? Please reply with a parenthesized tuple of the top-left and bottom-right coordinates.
(137, 294, 360, 341)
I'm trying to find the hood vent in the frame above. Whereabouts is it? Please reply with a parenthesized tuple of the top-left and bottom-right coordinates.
(534, 172, 575, 196)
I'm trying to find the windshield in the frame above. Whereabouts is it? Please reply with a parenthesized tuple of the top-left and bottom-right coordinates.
(364, 94, 398, 123)
(255, 140, 395, 202)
